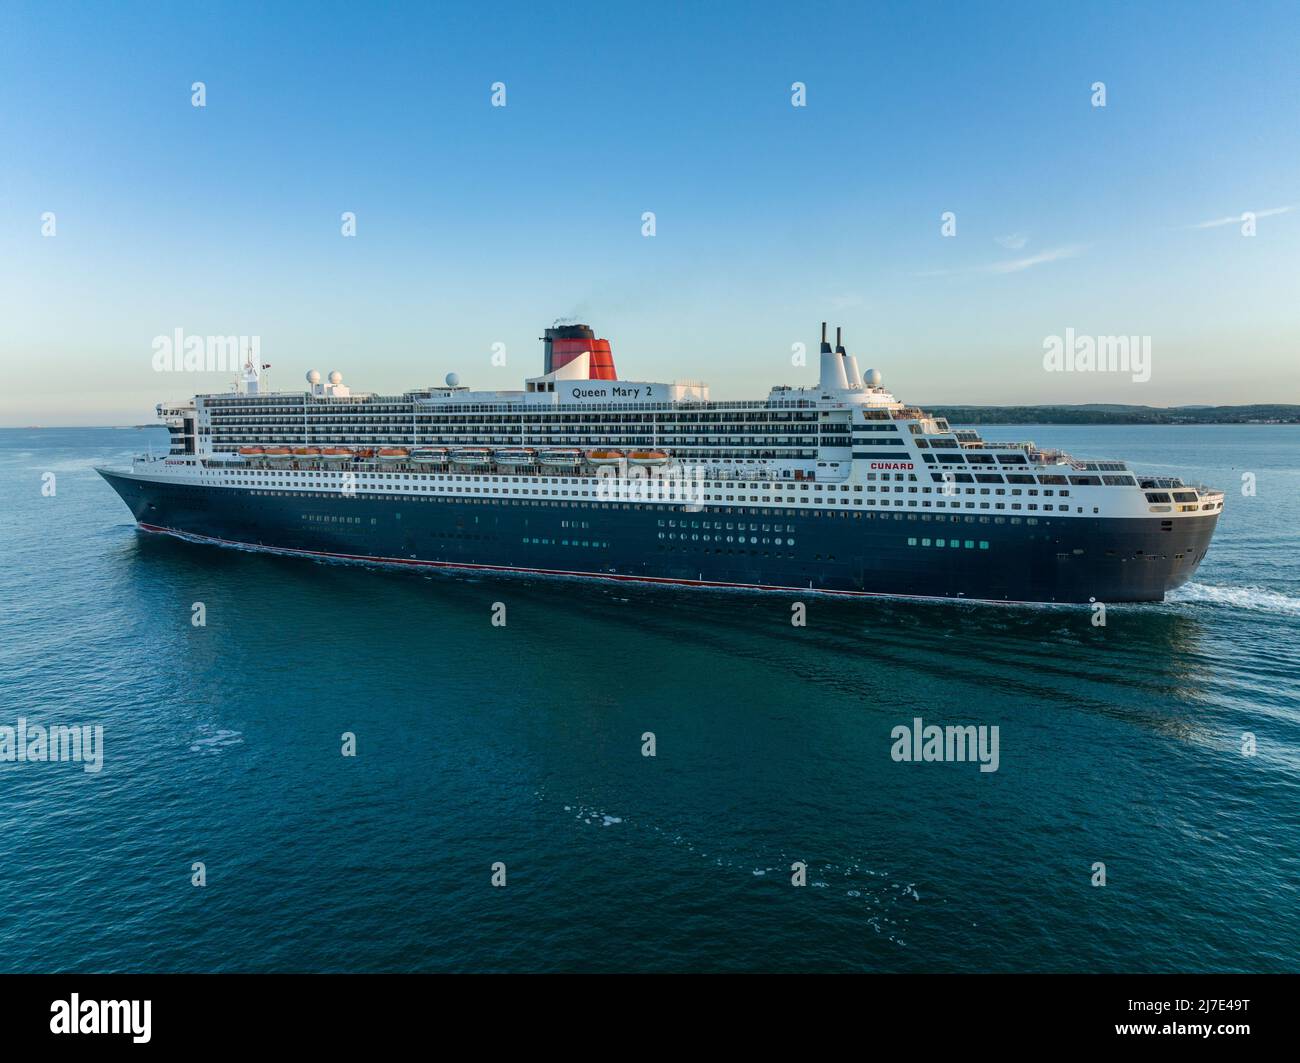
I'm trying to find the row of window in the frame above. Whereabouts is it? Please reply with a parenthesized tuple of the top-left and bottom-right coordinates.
(879, 484, 1069, 496)
(661, 533, 795, 546)
(658, 545, 807, 559)
(521, 538, 609, 548)
(661, 520, 795, 532)
(204, 404, 824, 423)
(212, 461, 1114, 497)
(239, 487, 1061, 526)
(207, 460, 1129, 503)
(242, 483, 1091, 513)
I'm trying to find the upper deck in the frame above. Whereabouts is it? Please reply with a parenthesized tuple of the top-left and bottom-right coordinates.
(143, 321, 1223, 519)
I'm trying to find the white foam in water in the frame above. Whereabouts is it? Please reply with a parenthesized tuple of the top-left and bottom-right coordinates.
(1168, 582, 1300, 617)
(568, 803, 625, 827)
(189, 728, 244, 754)
(549, 794, 913, 946)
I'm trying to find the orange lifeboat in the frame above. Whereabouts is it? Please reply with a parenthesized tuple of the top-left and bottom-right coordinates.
(319, 447, 352, 461)
(292, 446, 321, 457)
(377, 447, 409, 462)
(263, 446, 292, 461)
(238, 446, 265, 456)
(628, 450, 670, 467)
(586, 449, 624, 465)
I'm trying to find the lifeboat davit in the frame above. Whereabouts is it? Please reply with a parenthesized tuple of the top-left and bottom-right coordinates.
(628, 450, 670, 467)
(539, 448, 582, 467)
(451, 447, 492, 465)
(377, 448, 409, 462)
(319, 447, 352, 461)
(410, 448, 449, 464)
(586, 449, 624, 465)
(494, 448, 536, 466)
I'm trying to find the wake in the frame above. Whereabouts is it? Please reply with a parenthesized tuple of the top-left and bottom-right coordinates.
(1168, 582, 1300, 617)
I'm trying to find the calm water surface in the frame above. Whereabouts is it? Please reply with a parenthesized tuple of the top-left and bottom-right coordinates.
(1, 425, 1297, 972)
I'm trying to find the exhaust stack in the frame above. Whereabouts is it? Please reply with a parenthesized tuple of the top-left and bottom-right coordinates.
(818, 321, 849, 390)
(838, 327, 864, 389)
(541, 324, 618, 380)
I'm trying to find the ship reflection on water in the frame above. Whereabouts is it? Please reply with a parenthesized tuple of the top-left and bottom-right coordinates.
(130, 525, 1217, 745)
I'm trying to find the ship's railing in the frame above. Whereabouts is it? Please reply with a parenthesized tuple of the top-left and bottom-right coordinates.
(1137, 478, 1225, 503)
(201, 394, 825, 415)
(408, 398, 822, 413)
(959, 439, 1036, 451)
(1024, 448, 1088, 469)
(199, 453, 856, 485)
(961, 442, 1132, 473)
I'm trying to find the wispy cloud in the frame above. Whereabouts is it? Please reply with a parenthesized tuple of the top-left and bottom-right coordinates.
(827, 292, 865, 309)
(1190, 205, 1295, 229)
(982, 244, 1083, 273)
(994, 232, 1029, 250)
(913, 244, 1085, 279)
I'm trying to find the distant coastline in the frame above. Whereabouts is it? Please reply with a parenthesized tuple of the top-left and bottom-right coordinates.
(925, 404, 1300, 425)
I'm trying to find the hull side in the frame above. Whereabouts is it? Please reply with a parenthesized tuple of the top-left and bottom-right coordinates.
(98, 470, 1219, 604)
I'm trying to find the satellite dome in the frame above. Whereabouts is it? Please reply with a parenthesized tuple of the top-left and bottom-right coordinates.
(445, 372, 460, 387)
(328, 370, 343, 385)
(306, 369, 321, 384)
(864, 368, 882, 388)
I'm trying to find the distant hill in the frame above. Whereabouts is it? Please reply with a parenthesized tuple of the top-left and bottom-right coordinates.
(922, 404, 1300, 425)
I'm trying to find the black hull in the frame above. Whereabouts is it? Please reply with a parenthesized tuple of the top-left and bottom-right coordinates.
(98, 471, 1218, 604)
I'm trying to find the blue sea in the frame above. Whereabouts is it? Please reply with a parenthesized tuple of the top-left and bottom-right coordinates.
(1, 425, 1297, 972)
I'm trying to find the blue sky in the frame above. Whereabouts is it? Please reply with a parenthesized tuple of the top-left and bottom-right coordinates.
(2, 0, 1297, 423)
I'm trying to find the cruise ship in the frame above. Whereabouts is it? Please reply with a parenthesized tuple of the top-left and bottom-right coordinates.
(97, 323, 1224, 603)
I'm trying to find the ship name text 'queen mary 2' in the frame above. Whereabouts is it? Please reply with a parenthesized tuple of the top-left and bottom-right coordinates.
(98, 323, 1224, 604)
